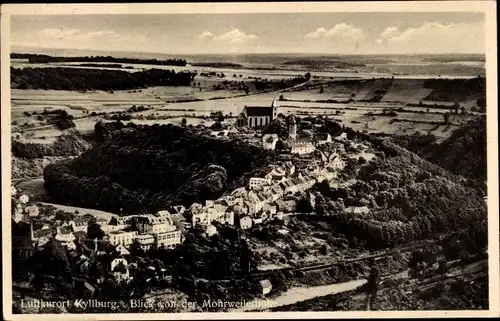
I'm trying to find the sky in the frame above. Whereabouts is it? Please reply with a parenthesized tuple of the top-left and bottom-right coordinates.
(10, 12, 485, 55)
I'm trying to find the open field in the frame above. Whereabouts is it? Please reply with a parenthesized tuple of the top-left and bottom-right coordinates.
(10, 55, 484, 145)
(11, 75, 481, 143)
(39, 202, 119, 221)
(11, 51, 485, 77)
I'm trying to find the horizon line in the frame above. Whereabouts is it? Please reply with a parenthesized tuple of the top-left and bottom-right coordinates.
(10, 47, 486, 57)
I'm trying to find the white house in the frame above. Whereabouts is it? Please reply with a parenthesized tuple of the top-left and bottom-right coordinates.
(253, 217, 263, 225)
(221, 195, 237, 207)
(249, 177, 271, 190)
(71, 217, 89, 233)
(135, 234, 155, 251)
(156, 230, 182, 248)
(329, 155, 345, 170)
(239, 216, 253, 230)
(108, 230, 138, 247)
(291, 140, 316, 155)
(192, 211, 209, 227)
(55, 227, 76, 249)
(244, 201, 258, 216)
(345, 206, 371, 216)
(13, 212, 24, 223)
(203, 224, 218, 237)
(19, 194, 29, 204)
(259, 279, 273, 295)
(134, 214, 176, 235)
(262, 203, 277, 216)
(25, 205, 39, 217)
(262, 134, 279, 150)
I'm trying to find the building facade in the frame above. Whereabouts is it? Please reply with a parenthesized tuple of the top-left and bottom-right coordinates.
(156, 230, 182, 248)
(237, 98, 278, 128)
(108, 231, 138, 247)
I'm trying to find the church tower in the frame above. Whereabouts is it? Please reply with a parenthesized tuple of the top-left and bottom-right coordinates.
(271, 97, 278, 120)
(287, 115, 297, 140)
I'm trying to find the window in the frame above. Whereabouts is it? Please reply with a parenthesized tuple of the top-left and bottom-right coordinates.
(260, 118, 263, 126)
(249, 118, 253, 127)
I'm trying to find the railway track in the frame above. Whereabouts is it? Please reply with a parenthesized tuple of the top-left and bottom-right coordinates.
(224, 240, 434, 281)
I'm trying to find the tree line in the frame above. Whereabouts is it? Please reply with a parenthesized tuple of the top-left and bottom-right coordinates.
(11, 67, 194, 91)
(11, 53, 187, 66)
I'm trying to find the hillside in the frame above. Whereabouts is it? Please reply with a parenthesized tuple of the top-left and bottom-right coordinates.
(390, 116, 486, 190)
(313, 138, 486, 251)
(427, 116, 486, 181)
(43, 124, 276, 214)
(307, 77, 485, 106)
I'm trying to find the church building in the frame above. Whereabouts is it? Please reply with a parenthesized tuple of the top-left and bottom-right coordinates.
(236, 98, 278, 128)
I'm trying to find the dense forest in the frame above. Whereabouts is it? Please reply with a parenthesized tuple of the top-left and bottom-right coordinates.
(11, 67, 194, 91)
(391, 116, 486, 193)
(423, 77, 486, 102)
(43, 124, 276, 214)
(11, 53, 187, 66)
(313, 138, 486, 251)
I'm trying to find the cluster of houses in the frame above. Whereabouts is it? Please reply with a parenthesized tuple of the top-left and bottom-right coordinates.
(182, 147, 346, 236)
(12, 184, 184, 263)
(261, 120, 348, 156)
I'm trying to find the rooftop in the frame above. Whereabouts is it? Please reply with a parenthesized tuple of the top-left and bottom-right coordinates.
(244, 106, 274, 117)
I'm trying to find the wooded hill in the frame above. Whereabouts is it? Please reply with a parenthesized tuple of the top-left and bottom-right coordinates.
(43, 124, 276, 214)
(11, 67, 194, 91)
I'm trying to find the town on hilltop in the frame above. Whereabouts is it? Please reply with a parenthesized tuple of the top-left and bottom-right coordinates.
(8, 12, 489, 312)
(12, 97, 384, 311)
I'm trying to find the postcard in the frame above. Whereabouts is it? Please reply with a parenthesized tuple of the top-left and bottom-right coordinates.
(1, 2, 498, 319)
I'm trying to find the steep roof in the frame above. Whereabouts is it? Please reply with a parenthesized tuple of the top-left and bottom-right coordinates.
(113, 261, 128, 273)
(244, 106, 274, 117)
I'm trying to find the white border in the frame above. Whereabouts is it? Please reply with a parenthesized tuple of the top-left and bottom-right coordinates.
(1, 2, 498, 320)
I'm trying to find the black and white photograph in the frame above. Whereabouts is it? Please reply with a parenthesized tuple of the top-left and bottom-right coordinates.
(1, 2, 498, 318)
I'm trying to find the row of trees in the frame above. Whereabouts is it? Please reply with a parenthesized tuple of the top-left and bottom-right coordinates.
(11, 53, 187, 66)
